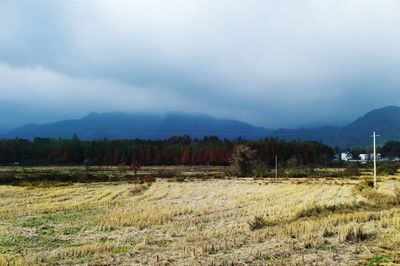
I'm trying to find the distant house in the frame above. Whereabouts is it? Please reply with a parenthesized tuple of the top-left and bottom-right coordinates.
(369, 153, 381, 161)
(359, 154, 369, 161)
(341, 152, 353, 161)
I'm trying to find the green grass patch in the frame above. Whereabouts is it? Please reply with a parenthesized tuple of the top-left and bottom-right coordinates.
(0, 235, 32, 253)
(21, 212, 84, 228)
(149, 239, 174, 247)
(21, 216, 47, 228)
(0, 225, 77, 253)
(62, 226, 83, 236)
(111, 246, 130, 255)
(367, 255, 389, 266)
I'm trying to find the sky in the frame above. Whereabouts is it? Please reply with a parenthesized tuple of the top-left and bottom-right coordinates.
(1, 0, 400, 131)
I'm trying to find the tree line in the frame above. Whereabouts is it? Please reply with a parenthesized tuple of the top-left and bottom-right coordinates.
(0, 135, 334, 167)
(382, 141, 400, 159)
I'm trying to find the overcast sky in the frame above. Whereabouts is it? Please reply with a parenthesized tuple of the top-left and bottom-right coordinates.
(1, 0, 400, 130)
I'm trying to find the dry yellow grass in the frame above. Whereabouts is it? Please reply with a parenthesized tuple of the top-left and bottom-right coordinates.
(0, 175, 399, 265)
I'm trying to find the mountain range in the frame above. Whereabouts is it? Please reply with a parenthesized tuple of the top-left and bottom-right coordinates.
(269, 105, 400, 147)
(5, 112, 272, 141)
(4, 106, 400, 147)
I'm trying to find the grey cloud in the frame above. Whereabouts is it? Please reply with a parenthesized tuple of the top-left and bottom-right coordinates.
(1, 0, 400, 129)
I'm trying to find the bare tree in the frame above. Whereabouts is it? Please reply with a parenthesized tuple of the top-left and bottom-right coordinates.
(231, 144, 257, 177)
(130, 161, 141, 176)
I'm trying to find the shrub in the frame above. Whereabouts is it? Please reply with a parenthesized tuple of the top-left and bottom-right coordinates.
(253, 163, 270, 178)
(223, 166, 239, 177)
(377, 164, 397, 175)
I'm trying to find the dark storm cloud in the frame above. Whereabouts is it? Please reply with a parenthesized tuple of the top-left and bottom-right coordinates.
(1, 0, 400, 128)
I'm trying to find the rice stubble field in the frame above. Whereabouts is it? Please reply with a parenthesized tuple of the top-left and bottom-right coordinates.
(0, 169, 400, 265)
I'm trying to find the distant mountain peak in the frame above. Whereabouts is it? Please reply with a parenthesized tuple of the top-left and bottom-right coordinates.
(84, 111, 100, 118)
(270, 105, 400, 147)
(7, 112, 272, 140)
(358, 105, 400, 118)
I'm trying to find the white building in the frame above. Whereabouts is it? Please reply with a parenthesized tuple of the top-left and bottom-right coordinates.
(341, 152, 353, 161)
(370, 153, 381, 161)
(359, 154, 369, 161)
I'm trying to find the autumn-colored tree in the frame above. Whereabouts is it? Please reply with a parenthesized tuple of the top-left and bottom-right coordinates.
(112, 151, 118, 165)
(140, 148, 147, 164)
(63, 147, 71, 163)
(181, 147, 191, 165)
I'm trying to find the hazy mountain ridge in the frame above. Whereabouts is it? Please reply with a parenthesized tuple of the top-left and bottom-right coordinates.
(270, 106, 400, 147)
(5, 106, 400, 147)
(7, 112, 272, 140)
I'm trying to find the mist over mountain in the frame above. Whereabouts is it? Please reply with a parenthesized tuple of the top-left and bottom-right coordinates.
(5, 106, 400, 147)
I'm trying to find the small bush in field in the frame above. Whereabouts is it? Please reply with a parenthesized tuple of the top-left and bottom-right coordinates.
(377, 164, 397, 176)
(253, 164, 270, 178)
(223, 166, 238, 177)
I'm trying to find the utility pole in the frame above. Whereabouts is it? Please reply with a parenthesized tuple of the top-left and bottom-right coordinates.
(372, 131, 380, 189)
(275, 155, 278, 181)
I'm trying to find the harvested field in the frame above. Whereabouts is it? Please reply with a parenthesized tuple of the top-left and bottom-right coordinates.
(0, 172, 399, 265)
